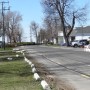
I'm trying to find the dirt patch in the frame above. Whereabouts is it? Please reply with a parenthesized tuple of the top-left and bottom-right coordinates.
(45, 75, 76, 90)
(26, 55, 76, 90)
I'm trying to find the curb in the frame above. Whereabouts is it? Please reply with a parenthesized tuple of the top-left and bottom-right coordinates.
(13, 48, 51, 90)
(22, 51, 51, 90)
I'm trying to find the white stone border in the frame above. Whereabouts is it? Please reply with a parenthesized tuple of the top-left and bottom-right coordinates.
(24, 56, 51, 90)
(13, 48, 51, 90)
(41, 80, 51, 90)
(34, 73, 40, 80)
(13, 48, 51, 89)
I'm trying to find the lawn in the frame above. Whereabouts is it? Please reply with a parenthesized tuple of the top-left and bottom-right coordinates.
(0, 51, 42, 90)
(0, 47, 12, 51)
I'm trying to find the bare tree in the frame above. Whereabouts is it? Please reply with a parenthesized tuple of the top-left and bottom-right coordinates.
(15, 24, 23, 43)
(38, 28, 47, 43)
(41, 0, 87, 46)
(30, 21, 39, 43)
(43, 14, 61, 44)
(44, 15, 53, 42)
(5, 11, 22, 43)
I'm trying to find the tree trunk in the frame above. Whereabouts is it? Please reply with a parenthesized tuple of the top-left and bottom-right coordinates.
(56, 37, 58, 44)
(61, 18, 69, 46)
(65, 36, 70, 46)
(10, 37, 12, 44)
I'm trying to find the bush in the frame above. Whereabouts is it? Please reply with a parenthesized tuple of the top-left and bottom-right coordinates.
(17, 42, 36, 46)
(4, 42, 37, 48)
(5, 43, 16, 48)
(47, 42, 54, 45)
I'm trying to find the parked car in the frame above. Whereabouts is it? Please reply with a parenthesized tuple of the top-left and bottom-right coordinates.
(71, 39, 89, 47)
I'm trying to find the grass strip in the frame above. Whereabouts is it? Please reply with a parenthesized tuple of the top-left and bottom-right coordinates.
(0, 59, 42, 90)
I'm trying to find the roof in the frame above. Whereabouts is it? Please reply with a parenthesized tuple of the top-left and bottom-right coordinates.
(75, 26, 90, 33)
(70, 26, 90, 36)
(58, 26, 90, 36)
(70, 30, 77, 36)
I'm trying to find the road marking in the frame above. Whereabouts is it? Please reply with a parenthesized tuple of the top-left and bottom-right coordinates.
(81, 74, 90, 78)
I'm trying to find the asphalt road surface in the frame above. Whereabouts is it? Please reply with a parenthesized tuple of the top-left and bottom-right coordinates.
(20, 45, 90, 90)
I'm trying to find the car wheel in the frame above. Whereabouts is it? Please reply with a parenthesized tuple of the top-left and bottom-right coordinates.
(74, 44, 78, 48)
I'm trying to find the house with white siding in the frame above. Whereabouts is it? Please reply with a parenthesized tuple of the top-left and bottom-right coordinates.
(58, 30, 75, 45)
(75, 26, 90, 40)
(58, 26, 90, 45)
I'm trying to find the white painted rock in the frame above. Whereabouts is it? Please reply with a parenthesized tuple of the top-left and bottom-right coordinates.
(24, 57, 29, 62)
(24, 57, 27, 61)
(31, 64, 34, 68)
(32, 67, 36, 73)
(21, 51, 23, 53)
(22, 53, 25, 56)
(41, 80, 51, 90)
(16, 54, 19, 57)
(34, 73, 40, 80)
(21, 50, 25, 53)
(28, 61, 32, 65)
(7, 57, 13, 60)
(21, 50, 25, 52)
(16, 51, 21, 53)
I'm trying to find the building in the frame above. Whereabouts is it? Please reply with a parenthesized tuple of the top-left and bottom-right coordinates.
(75, 26, 90, 40)
(58, 30, 76, 45)
(58, 26, 90, 45)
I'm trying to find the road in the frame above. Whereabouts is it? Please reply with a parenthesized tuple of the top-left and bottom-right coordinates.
(20, 45, 90, 90)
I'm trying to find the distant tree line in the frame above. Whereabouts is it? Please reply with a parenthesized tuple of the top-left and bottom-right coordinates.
(0, 11, 22, 44)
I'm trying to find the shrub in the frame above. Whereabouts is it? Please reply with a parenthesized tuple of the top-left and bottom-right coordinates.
(17, 42, 36, 46)
(47, 42, 54, 45)
(5, 43, 16, 48)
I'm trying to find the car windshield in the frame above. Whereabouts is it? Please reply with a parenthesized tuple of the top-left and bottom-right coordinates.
(73, 40, 79, 42)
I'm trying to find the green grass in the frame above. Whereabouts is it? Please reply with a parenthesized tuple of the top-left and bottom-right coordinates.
(0, 47, 12, 51)
(0, 51, 23, 62)
(0, 51, 22, 56)
(0, 56, 42, 90)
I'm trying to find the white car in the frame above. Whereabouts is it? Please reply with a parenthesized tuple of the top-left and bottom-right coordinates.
(71, 39, 89, 47)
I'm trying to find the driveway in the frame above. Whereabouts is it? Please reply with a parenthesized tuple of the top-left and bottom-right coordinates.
(20, 45, 90, 90)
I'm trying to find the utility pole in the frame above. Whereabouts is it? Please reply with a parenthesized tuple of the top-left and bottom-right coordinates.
(0, 1, 10, 50)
